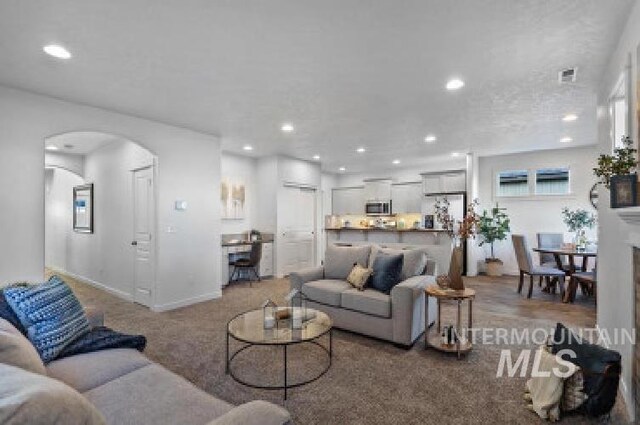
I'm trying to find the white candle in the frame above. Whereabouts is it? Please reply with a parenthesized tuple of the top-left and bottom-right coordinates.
(264, 315, 275, 329)
(292, 310, 303, 329)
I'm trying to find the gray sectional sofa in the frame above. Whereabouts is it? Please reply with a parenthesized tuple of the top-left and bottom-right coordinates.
(290, 243, 450, 347)
(0, 308, 290, 425)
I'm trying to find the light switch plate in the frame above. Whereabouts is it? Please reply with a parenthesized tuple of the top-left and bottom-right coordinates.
(175, 200, 187, 211)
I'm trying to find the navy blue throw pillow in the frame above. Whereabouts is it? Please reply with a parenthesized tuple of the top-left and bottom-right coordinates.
(370, 253, 404, 294)
(0, 290, 26, 334)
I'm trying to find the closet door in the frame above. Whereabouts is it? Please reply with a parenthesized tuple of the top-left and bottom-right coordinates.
(279, 186, 316, 276)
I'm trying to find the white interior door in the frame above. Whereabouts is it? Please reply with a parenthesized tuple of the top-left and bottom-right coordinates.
(279, 186, 316, 276)
(133, 167, 155, 306)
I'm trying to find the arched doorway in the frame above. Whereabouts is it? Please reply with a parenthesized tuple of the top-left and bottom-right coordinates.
(44, 131, 157, 308)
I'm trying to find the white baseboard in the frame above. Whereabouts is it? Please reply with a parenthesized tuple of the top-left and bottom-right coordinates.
(151, 290, 221, 312)
(48, 266, 134, 302)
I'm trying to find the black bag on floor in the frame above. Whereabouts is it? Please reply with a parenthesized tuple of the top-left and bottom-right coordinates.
(550, 323, 621, 418)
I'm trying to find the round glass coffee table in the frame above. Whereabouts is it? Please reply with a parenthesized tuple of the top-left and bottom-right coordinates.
(225, 308, 332, 399)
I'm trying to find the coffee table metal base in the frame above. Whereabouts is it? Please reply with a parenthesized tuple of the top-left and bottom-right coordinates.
(225, 330, 332, 400)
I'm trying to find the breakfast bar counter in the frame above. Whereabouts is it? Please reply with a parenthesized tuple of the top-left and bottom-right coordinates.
(325, 227, 452, 246)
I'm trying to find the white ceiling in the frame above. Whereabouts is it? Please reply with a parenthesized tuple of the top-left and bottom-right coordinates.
(0, 0, 634, 173)
(45, 131, 120, 155)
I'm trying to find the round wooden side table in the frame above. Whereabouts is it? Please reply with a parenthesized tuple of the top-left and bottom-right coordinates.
(424, 285, 475, 360)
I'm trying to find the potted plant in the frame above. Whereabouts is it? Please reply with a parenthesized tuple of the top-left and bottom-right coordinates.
(593, 136, 638, 208)
(561, 207, 596, 251)
(477, 203, 511, 277)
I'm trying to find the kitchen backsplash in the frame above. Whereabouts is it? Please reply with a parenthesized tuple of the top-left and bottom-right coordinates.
(327, 213, 423, 229)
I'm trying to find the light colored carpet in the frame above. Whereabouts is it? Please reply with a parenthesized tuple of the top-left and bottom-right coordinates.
(54, 272, 628, 425)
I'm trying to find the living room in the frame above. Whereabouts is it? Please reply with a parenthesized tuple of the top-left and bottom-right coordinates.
(1, 1, 639, 424)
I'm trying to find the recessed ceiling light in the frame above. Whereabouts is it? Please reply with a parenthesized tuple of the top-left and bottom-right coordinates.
(43, 44, 71, 59)
(392, 159, 401, 165)
(281, 123, 294, 133)
(339, 167, 346, 172)
(446, 78, 465, 90)
(562, 114, 578, 122)
(424, 135, 437, 143)
(356, 147, 366, 153)
(451, 152, 461, 157)
(560, 137, 573, 143)
(243, 145, 253, 151)
(313, 155, 320, 160)
(45, 145, 59, 151)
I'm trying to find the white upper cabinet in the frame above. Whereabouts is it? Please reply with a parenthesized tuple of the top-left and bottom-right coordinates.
(332, 187, 365, 215)
(391, 183, 423, 214)
(422, 174, 441, 194)
(363, 179, 392, 201)
(441, 172, 466, 193)
(422, 171, 466, 194)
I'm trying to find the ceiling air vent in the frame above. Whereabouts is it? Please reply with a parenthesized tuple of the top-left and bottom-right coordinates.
(558, 68, 577, 84)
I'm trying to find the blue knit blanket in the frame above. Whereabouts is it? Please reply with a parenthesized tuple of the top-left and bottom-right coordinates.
(57, 326, 147, 360)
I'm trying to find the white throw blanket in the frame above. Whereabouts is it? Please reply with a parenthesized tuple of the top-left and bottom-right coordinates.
(524, 346, 578, 422)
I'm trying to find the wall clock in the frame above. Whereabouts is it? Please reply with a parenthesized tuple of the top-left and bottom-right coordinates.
(589, 183, 599, 209)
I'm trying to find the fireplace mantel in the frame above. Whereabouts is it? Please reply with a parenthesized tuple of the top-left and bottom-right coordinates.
(616, 206, 640, 225)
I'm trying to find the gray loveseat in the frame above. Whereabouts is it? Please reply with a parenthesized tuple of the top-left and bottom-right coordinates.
(0, 308, 290, 425)
(290, 243, 450, 347)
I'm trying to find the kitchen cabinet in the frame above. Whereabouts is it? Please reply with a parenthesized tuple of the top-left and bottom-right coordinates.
(391, 183, 423, 213)
(441, 172, 466, 193)
(332, 187, 364, 215)
(422, 171, 466, 194)
(259, 242, 274, 277)
(363, 179, 392, 201)
(422, 174, 442, 194)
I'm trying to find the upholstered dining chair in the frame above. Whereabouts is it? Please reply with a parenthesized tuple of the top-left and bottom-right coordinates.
(536, 233, 568, 268)
(229, 242, 262, 286)
(536, 232, 570, 287)
(569, 264, 597, 304)
(512, 234, 566, 298)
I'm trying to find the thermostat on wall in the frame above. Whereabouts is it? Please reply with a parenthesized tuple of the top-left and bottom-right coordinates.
(175, 200, 187, 211)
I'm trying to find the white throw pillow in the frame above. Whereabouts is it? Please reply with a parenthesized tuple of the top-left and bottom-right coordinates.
(0, 318, 46, 375)
(0, 363, 106, 425)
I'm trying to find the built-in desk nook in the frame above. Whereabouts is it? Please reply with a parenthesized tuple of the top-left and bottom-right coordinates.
(221, 233, 274, 286)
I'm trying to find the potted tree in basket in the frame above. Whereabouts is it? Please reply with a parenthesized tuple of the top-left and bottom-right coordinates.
(593, 136, 638, 208)
(477, 203, 511, 277)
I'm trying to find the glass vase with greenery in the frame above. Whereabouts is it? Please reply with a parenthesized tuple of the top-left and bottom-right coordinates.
(593, 136, 638, 188)
(561, 207, 596, 250)
(477, 203, 511, 262)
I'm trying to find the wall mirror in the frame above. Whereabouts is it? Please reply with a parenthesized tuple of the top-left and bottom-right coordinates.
(73, 183, 94, 233)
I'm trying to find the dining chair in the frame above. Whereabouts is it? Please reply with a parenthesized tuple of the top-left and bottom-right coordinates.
(536, 233, 569, 267)
(536, 232, 570, 287)
(568, 264, 597, 304)
(229, 242, 262, 286)
(512, 235, 566, 298)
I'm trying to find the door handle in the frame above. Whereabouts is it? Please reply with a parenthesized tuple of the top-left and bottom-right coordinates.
(131, 241, 138, 246)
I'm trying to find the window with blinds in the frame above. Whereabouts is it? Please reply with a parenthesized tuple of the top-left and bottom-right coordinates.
(496, 170, 529, 197)
(535, 168, 570, 195)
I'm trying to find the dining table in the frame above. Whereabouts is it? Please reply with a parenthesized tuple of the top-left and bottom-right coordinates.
(532, 246, 597, 303)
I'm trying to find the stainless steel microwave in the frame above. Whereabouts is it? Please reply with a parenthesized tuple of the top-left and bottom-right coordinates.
(365, 201, 391, 216)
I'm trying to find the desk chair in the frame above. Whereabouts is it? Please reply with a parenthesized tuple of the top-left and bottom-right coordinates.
(229, 242, 262, 286)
